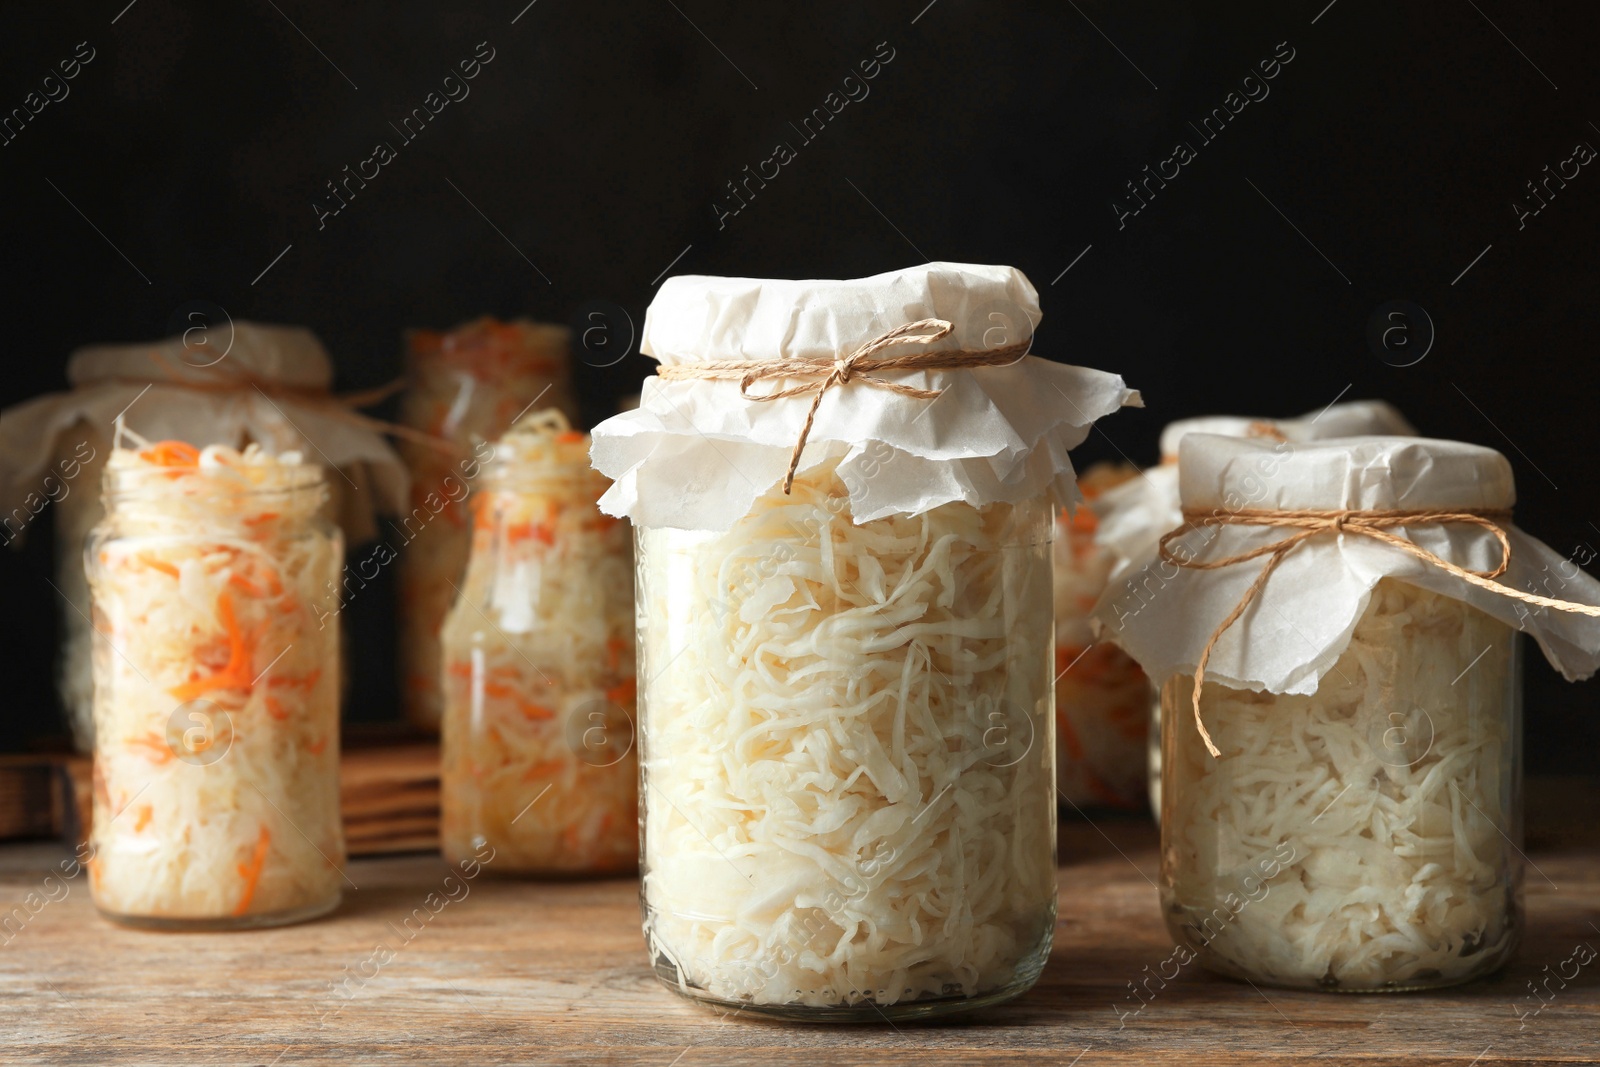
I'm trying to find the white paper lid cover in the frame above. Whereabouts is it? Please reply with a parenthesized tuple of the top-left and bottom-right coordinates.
(1157, 399, 1416, 460)
(1099, 433, 1600, 692)
(640, 261, 1038, 366)
(1094, 401, 1420, 578)
(592, 262, 1140, 531)
(69, 321, 333, 390)
(1178, 434, 1515, 512)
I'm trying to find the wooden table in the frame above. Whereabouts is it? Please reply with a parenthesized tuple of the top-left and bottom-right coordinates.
(4, 814, 1597, 1066)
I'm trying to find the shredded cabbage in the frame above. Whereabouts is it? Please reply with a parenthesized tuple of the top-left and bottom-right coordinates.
(638, 458, 1056, 1010)
(440, 411, 637, 873)
(1053, 463, 1149, 809)
(397, 318, 574, 729)
(1163, 579, 1519, 989)
(86, 436, 343, 923)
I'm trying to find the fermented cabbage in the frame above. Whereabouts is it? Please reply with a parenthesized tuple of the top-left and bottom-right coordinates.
(1162, 579, 1519, 989)
(1053, 463, 1149, 809)
(87, 435, 343, 924)
(440, 411, 637, 873)
(397, 318, 575, 729)
(638, 457, 1056, 1011)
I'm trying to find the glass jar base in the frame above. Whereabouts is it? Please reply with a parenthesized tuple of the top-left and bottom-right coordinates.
(96, 892, 341, 931)
(1190, 949, 1514, 993)
(648, 947, 1048, 1023)
(442, 844, 638, 880)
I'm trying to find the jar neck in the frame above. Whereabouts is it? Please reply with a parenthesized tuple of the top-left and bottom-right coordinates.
(477, 460, 604, 498)
(102, 466, 329, 528)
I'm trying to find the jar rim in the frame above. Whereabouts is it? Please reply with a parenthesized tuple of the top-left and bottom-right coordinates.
(478, 453, 601, 488)
(102, 462, 328, 501)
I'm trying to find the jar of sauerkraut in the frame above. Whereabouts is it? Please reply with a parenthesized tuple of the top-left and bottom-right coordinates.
(397, 318, 576, 730)
(1161, 577, 1522, 991)
(1101, 435, 1600, 992)
(593, 262, 1141, 1020)
(439, 411, 636, 875)
(1087, 401, 1416, 820)
(86, 436, 344, 929)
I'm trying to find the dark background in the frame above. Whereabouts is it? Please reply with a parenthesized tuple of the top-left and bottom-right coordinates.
(2, 2, 1596, 772)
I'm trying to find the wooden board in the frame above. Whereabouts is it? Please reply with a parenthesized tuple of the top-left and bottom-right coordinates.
(0, 757, 62, 839)
(2, 818, 1596, 1066)
(338, 743, 441, 856)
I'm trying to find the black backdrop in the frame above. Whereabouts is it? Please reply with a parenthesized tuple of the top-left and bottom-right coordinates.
(2, 2, 1597, 773)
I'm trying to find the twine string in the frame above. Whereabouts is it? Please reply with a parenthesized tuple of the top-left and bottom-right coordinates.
(656, 318, 1031, 493)
(1157, 506, 1600, 757)
(102, 351, 455, 454)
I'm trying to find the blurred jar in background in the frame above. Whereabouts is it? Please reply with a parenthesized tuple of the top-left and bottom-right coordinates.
(439, 411, 636, 875)
(396, 318, 575, 730)
(1053, 462, 1150, 812)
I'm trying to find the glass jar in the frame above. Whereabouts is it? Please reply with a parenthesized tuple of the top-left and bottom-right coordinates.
(636, 461, 1057, 1020)
(397, 318, 576, 730)
(53, 425, 113, 750)
(1052, 463, 1149, 811)
(85, 441, 344, 929)
(1145, 681, 1163, 819)
(439, 413, 637, 875)
(1160, 578, 1522, 990)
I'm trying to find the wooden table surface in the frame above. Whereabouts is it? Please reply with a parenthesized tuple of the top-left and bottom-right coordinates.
(4, 812, 1598, 1066)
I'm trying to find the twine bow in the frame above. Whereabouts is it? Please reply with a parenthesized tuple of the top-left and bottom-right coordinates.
(656, 318, 1031, 493)
(1158, 506, 1600, 757)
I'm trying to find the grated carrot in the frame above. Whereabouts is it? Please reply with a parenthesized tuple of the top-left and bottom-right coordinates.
(228, 572, 266, 597)
(272, 667, 322, 693)
(143, 557, 181, 580)
(138, 440, 200, 467)
(521, 759, 565, 780)
(168, 590, 256, 701)
(232, 825, 271, 916)
(518, 699, 557, 721)
(129, 732, 175, 765)
(504, 520, 555, 546)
